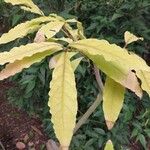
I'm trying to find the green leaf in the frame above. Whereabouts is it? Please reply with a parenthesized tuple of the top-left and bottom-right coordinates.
(103, 77, 125, 129)
(4, 0, 44, 15)
(0, 16, 56, 45)
(0, 42, 62, 65)
(48, 52, 77, 148)
(104, 140, 114, 150)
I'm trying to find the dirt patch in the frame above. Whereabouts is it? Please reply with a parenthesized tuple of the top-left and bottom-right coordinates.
(0, 81, 49, 150)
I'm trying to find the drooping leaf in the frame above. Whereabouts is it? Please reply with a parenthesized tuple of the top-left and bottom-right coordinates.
(39, 21, 64, 39)
(0, 17, 56, 45)
(48, 52, 77, 148)
(103, 77, 125, 129)
(0, 50, 57, 80)
(136, 70, 150, 96)
(71, 57, 83, 71)
(69, 39, 143, 97)
(0, 42, 62, 65)
(104, 140, 114, 150)
(4, 0, 44, 15)
(124, 31, 144, 45)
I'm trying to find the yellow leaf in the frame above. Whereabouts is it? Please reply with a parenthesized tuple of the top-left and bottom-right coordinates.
(71, 57, 83, 71)
(4, 0, 44, 15)
(104, 140, 114, 150)
(0, 50, 56, 80)
(39, 21, 64, 39)
(124, 31, 144, 45)
(0, 42, 62, 65)
(48, 52, 77, 148)
(69, 39, 143, 97)
(136, 70, 150, 97)
(103, 77, 125, 130)
(0, 16, 55, 45)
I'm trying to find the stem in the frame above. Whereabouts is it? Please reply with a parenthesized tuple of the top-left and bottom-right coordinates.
(74, 66, 104, 133)
(74, 94, 102, 133)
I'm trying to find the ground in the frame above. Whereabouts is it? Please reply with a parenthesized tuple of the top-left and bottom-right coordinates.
(0, 81, 49, 150)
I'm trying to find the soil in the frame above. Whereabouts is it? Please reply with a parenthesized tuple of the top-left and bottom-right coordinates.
(0, 81, 49, 150)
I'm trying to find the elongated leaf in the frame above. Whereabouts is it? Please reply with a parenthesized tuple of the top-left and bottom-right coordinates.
(104, 140, 114, 150)
(0, 50, 57, 80)
(69, 39, 143, 97)
(4, 0, 44, 15)
(124, 31, 143, 45)
(48, 52, 77, 148)
(136, 70, 150, 96)
(0, 42, 62, 65)
(39, 21, 64, 39)
(0, 17, 56, 45)
(103, 77, 125, 129)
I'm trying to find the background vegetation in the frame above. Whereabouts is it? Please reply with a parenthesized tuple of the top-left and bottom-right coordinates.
(0, 0, 150, 149)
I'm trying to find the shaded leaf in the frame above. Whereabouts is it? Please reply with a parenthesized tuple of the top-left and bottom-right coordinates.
(103, 77, 125, 129)
(48, 52, 77, 148)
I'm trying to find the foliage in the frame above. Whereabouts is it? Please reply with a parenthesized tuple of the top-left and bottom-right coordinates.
(0, 0, 150, 149)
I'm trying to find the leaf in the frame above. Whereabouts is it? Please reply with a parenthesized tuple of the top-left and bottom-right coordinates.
(0, 42, 62, 65)
(71, 57, 83, 71)
(136, 70, 150, 96)
(48, 52, 77, 148)
(124, 31, 144, 45)
(4, 0, 44, 15)
(0, 49, 57, 80)
(0, 16, 55, 45)
(39, 21, 64, 39)
(69, 39, 143, 97)
(104, 140, 114, 150)
(103, 77, 125, 130)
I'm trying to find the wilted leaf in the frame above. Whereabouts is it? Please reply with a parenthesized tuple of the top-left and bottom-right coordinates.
(124, 31, 144, 45)
(104, 140, 114, 150)
(48, 52, 77, 148)
(4, 0, 44, 15)
(0, 17, 55, 45)
(0, 42, 62, 65)
(103, 77, 125, 129)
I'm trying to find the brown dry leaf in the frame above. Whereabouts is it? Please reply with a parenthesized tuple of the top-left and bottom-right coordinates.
(122, 71, 142, 98)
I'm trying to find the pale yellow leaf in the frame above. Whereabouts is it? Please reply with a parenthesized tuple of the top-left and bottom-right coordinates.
(0, 42, 62, 65)
(71, 57, 83, 71)
(136, 70, 150, 97)
(39, 21, 64, 39)
(0, 16, 55, 45)
(69, 39, 143, 97)
(4, 0, 44, 15)
(104, 140, 114, 150)
(48, 52, 77, 147)
(0, 50, 56, 80)
(103, 77, 125, 129)
(124, 31, 144, 45)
